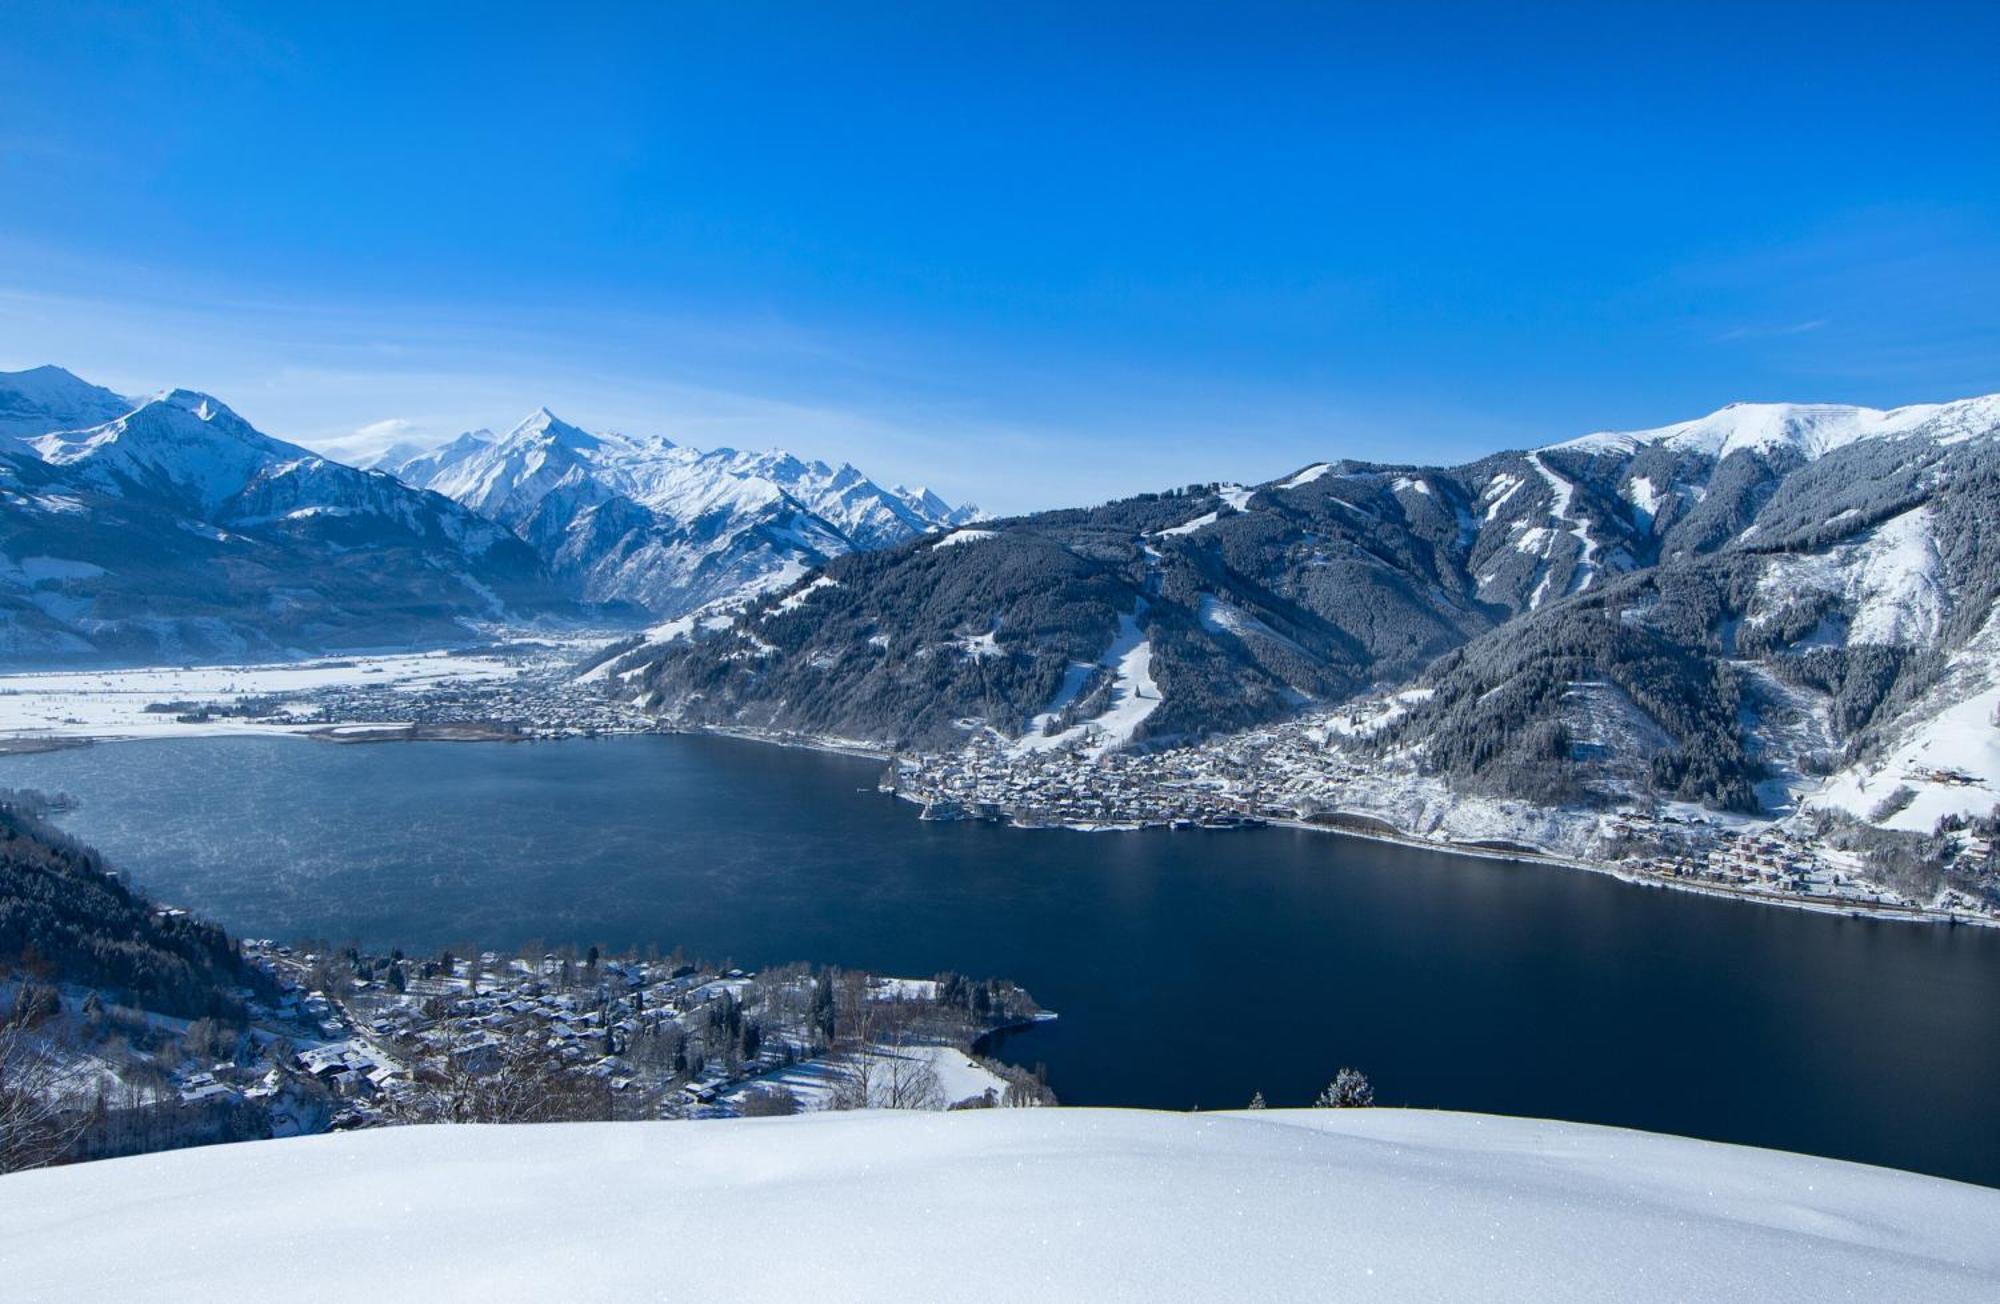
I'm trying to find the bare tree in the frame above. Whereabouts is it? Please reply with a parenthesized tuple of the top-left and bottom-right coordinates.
(0, 997, 92, 1173)
(828, 997, 945, 1110)
(876, 1050, 944, 1110)
(827, 1051, 876, 1110)
(389, 1025, 611, 1125)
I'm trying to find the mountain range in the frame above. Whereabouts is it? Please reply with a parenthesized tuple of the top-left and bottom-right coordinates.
(0, 366, 972, 665)
(0, 367, 564, 665)
(603, 393, 2000, 850)
(374, 408, 975, 617)
(10, 360, 1995, 859)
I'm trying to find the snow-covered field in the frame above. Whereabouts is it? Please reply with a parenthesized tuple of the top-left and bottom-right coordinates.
(0, 649, 529, 740)
(720, 1043, 1014, 1111)
(3, 1108, 1994, 1302)
(931, 526, 998, 548)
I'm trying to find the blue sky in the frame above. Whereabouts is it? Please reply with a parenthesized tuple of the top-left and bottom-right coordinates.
(2, 2, 1996, 512)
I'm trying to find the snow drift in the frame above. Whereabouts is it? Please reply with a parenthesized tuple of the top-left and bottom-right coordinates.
(3, 1108, 1995, 1302)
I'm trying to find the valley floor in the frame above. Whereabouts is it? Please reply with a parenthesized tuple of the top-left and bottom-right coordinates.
(4, 1107, 1996, 1302)
(0, 638, 649, 743)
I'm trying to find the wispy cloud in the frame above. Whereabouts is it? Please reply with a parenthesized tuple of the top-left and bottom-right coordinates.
(311, 417, 427, 466)
(1666, 205, 2000, 399)
(1714, 319, 1827, 343)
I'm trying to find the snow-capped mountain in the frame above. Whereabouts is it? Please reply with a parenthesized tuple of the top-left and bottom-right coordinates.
(0, 367, 573, 665)
(1557, 396, 2000, 462)
(0, 364, 137, 439)
(378, 408, 975, 617)
(606, 391, 2000, 871)
(0, 366, 972, 663)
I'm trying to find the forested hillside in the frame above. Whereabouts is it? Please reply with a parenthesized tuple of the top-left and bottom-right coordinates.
(608, 395, 2000, 834)
(0, 791, 260, 1020)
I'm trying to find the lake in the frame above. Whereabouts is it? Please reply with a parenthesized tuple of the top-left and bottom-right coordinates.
(5, 732, 1998, 1187)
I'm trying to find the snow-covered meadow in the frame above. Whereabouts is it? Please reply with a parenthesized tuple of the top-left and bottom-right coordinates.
(3, 1108, 1995, 1302)
(0, 648, 544, 741)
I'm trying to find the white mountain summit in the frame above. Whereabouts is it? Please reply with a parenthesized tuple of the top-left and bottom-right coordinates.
(1555, 394, 2000, 461)
(0, 364, 137, 439)
(378, 407, 977, 617)
(0, 367, 564, 665)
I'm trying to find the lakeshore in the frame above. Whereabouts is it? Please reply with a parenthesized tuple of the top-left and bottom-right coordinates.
(1, 642, 1992, 929)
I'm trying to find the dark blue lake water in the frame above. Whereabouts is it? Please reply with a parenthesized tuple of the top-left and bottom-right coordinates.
(5, 733, 1997, 1186)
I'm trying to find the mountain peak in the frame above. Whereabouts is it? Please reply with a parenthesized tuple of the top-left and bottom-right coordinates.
(505, 406, 603, 453)
(0, 364, 140, 438)
(1553, 393, 1998, 461)
(154, 388, 241, 423)
(9, 363, 86, 383)
(380, 411, 972, 615)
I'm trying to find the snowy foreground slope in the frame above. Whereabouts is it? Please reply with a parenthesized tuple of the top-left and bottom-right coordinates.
(4, 1109, 1996, 1302)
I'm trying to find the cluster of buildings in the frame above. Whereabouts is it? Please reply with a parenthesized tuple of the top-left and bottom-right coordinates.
(223, 941, 1034, 1129)
(291, 673, 653, 741)
(897, 735, 1278, 828)
(886, 709, 2000, 924)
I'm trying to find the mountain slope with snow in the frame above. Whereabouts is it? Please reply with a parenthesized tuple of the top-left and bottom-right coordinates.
(380, 410, 973, 617)
(609, 392, 2000, 868)
(1558, 396, 2000, 462)
(0, 365, 136, 440)
(0, 375, 575, 665)
(4, 1108, 1994, 1303)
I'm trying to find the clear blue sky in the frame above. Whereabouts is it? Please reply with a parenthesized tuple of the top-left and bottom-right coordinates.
(3, 2, 1996, 512)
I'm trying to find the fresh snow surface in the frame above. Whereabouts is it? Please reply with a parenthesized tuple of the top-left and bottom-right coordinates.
(1155, 509, 1220, 537)
(1624, 473, 1661, 525)
(1750, 506, 1943, 646)
(1280, 462, 1334, 488)
(1319, 687, 1435, 739)
(1808, 603, 2000, 831)
(1157, 486, 1255, 537)
(0, 650, 525, 739)
(772, 574, 839, 613)
(5, 1108, 1997, 1303)
(1077, 611, 1159, 757)
(726, 1044, 1010, 1112)
(581, 563, 820, 683)
(1012, 605, 1160, 758)
(932, 527, 997, 549)
(1020, 659, 1097, 739)
(1198, 593, 1307, 656)
(1553, 395, 2000, 462)
(1480, 471, 1525, 522)
(1525, 452, 1596, 604)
